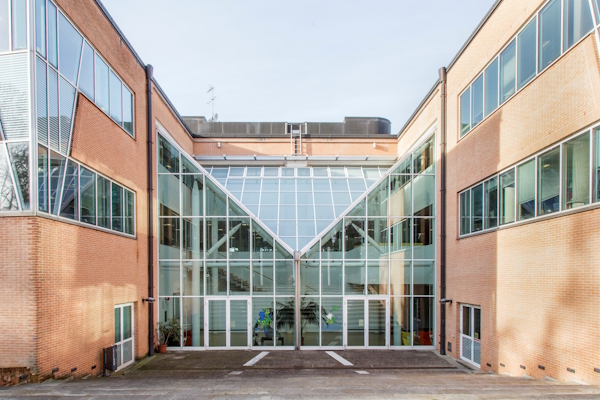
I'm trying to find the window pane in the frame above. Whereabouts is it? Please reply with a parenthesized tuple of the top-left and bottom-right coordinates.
(474, 308, 481, 340)
(0, 0, 9, 52)
(413, 297, 433, 346)
(300, 260, 319, 295)
(390, 218, 411, 258)
(538, 148, 560, 215)
(114, 308, 121, 343)
(49, 151, 65, 215)
(321, 297, 342, 347)
(517, 159, 536, 220)
(471, 74, 483, 126)
(160, 217, 180, 259)
(205, 179, 227, 216)
(181, 174, 203, 216)
(182, 297, 204, 347)
(7, 142, 29, 209)
(124, 190, 134, 234)
(500, 39, 516, 104)
(123, 87, 134, 135)
(111, 182, 123, 232)
(79, 167, 95, 224)
(0, 145, 18, 210)
(390, 260, 410, 296)
(390, 175, 411, 216)
(413, 218, 434, 260)
(47, 2, 58, 67)
(462, 306, 471, 335)
(414, 261, 434, 296)
(158, 174, 180, 216)
(563, 132, 590, 209)
(97, 175, 110, 228)
(158, 135, 179, 173)
(390, 297, 411, 346)
(460, 190, 470, 235)
(206, 218, 226, 259)
(252, 260, 273, 294)
(539, 0, 562, 71)
(95, 54, 109, 114)
(460, 88, 470, 137)
(345, 219, 366, 259)
(59, 160, 78, 220)
(275, 260, 295, 295)
(321, 221, 343, 259)
(518, 17, 537, 89)
(35, 0, 46, 57)
(484, 58, 499, 117)
(79, 42, 94, 101)
(230, 218, 250, 259)
(159, 261, 180, 296)
(595, 128, 600, 202)
(11, 0, 27, 50)
(413, 175, 434, 217)
(345, 261, 366, 295)
(564, 0, 594, 51)
(321, 259, 342, 295)
(58, 13, 82, 84)
(38, 145, 48, 212)
(367, 259, 388, 295)
(367, 179, 388, 217)
(182, 218, 202, 259)
(484, 177, 498, 229)
(300, 297, 320, 346)
(413, 136, 434, 174)
(500, 170, 515, 225)
(367, 219, 388, 260)
(109, 71, 122, 124)
(206, 261, 227, 295)
(471, 184, 483, 232)
(230, 261, 250, 295)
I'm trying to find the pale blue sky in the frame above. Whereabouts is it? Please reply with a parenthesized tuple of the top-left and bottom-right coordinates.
(101, 0, 495, 134)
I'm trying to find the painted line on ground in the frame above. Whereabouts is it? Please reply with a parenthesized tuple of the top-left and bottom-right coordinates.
(355, 370, 369, 375)
(326, 351, 353, 366)
(244, 351, 270, 366)
(228, 371, 243, 375)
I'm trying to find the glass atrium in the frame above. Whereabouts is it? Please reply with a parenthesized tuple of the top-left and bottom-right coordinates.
(157, 131, 436, 350)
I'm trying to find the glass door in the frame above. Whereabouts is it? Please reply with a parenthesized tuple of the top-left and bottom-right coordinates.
(344, 297, 388, 348)
(206, 298, 250, 348)
(114, 303, 134, 370)
(460, 305, 481, 366)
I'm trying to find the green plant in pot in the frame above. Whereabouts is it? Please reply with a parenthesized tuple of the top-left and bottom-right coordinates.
(157, 318, 181, 353)
(276, 298, 325, 346)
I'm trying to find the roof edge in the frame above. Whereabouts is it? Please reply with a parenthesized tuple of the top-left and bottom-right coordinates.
(152, 77, 195, 138)
(397, 79, 440, 138)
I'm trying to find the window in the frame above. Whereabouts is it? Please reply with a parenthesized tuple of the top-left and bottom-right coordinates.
(471, 74, 483, 127)
(484, 59, 499, 117)
(95, 54, 109, 114)
(499, 170, 515, 226)
(538, 147, 560, 215)
(59, 160, 78, 220)
(97, 175, 110, 228)
(460, 88, 470, 137)
(0, 0, 9, 52)
(35, 0, 45, 57)
(79, 42, 94, 101)
(500, 39, 516, 104)
(123, 87, 134, 136)
(47, 1, 57, 67)
(109, 70, 122, 124)
(38, 145, 48, 212)
(112, 182, 123, 232)
(471, 184, 483, 232)
(49, 151, 65, 215)
(114, 304, 134, 370)
(517, 159, 536, 220)
(459, 190, 470, 235)
(518, 17, 537, 90)
(461, 305, 481, 366)
(124, 189, 134, 235)
(80, 166, 95, 225)
(539, 0, 561, 71)
(484, 178, 498, 229)
(564, 0, 594, 51)
(562, 132, 590, 209)
(11, 0, 26, 50)
(58, 12, 82, 85)
(595, 128, 600, 202)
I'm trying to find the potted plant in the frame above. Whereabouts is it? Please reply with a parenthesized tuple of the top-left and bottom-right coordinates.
(276, 298, 326, 345)
(157, 318, 181, 353)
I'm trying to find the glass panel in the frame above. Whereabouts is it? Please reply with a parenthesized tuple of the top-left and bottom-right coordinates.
(518, 17, 537, 92)
(471, 74, 484, 126)
(390, 260, 411, 296)
(36, 57, 48, 145)
(460, 88, 470, 137)
(471, 184, 483, 232)
(500, 39, 516, 104)
(413, 137, 435, 174)
(7, 142, 29, 210)
(95, 54, 109, 114)
(413, 218, 434, 260)
(459, 190, 470, 235)
(500, 170, 515, 225)
(484, 58, 499, 117)
(413, 261, 434, 296)
(109, 71, 122, 124)
(205, 179, 227, 216)
(11, 0, 26, 50)
(205, 260, 227, 296)
(595, 128, 600, 202)
(517, 159, 536, 220)
(321, 259, 342, 295)
(79, 42, 94, 101)
(345, 261, 365, 295)
(252, 298, 274, 347)
(345, 218, 366, 259)
(48, 68, 59, 150)
(462, 306, 471, 335)
(347, 300, 365, 346)
(252, 260, 273, 294)
(390, 175, 411, 216)
(58, 13, 83, 84)
(367, 179, 388, 217)
(274, 241, 293, 259)
(59, 160, 78, 220)
(252, 223, 273, 260)
(111, 182, 123, 232)
(367, 218, 388, 260)
(205, 218, 226, 259)
(159, 261, 180, 296)
(275, 260, 294, 295)
(413, 175, 434, 217)
(563, 132, 590, 209)
(300, 297, 320, 346)
(230, 261, 251, 295)
(0, 0, 9, 52)
(49, 151, 65, 215)
(538, 148, 560, 215)
(413, 297, 433, 346)
(369, 299, 386, 346)
(539, 0, 562, 71)
(564, 0, 594, 51)
(182, 218, 203, 259)
(300, 259, 319, 296)
(230, 300, 248, 347)
(158, 297, 180, 346)
(390, 218, 411, 258)
(114, 308, 121, 343)
(182, 297, 203, 347)
(159, 217, 180, 259)
(390, 297, 411, 346)
(182, 260, 203, 296)
(474, 308, 481, 340)
(0, 145, 18, 210)
(158, 135, 179, 173)
(59, 76, 76, 154)
(123, 87, 134, 135)
(484, 178, 498, 229)
(124, 190, 134, 235)
(35, 0, 45, 57)
(208, 300, 226, 347)
(37, 145, 48, 212)
(367, 259, 388, 295)
(47, 2, 57, 67)
(97, 175, 110, 228)
(229, 218, 250, 259)
(122, 305, 132, 340)
(320, 297, 342, 347)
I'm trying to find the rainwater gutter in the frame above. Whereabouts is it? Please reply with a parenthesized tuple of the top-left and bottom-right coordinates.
(146, 64, 155, 357)
(438, 67, 448, 355)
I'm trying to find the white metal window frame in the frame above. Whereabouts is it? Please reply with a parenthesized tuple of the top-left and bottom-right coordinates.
(204, 296, 251, 349)
(458, 0, 598, 141)
(114, 302, 135, 370)
(458, 122, 598, 238)
(0, 0, 30, 55)
(460, 304, 481, 367)
(342, 296, 389, 349)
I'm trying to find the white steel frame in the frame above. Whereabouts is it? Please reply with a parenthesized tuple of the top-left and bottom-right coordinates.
(114, 302, 135, 371)
(205, 297, 251, 349)
(343, 296, 389, 349)
(459, 304, 480, 367)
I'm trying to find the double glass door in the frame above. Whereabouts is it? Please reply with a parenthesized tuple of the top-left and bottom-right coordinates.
(344, 297, 388, 348)
(206, 298, 250, 348)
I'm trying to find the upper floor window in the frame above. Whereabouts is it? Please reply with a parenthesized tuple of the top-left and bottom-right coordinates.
(1, 0, 27, 53)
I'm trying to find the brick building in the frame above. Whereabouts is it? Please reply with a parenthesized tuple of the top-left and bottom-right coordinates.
(0, 0, 599, 385)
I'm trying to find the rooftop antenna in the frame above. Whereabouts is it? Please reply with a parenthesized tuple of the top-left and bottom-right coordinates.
(207, 86, 217, 122)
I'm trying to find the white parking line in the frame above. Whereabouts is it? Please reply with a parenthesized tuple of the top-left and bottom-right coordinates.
(229, 371, 243, 375)
(326, 351, 353, 366)
(243, 351, 270, 366)
(355, 370, 369, 375)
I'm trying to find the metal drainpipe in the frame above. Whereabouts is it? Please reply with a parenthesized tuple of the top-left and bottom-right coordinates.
(438, 67, 448, 355)
(146, 64, 155, 357)
(294, 251, 301, 350)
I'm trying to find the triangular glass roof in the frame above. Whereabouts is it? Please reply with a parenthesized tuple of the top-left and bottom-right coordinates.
(202, 166, 390, 250)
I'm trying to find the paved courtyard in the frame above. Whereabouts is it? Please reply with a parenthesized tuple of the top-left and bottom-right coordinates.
(2, 350, 599, 399)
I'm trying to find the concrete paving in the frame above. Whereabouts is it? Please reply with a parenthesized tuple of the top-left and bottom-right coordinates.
(2, 350, 600, 399)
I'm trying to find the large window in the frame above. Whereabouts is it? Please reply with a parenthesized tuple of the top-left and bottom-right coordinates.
(562, 132, 590, 209)
(563, 0, 594, 51)
(1, 0, 27, 52)
(517, 17, 537, 90)
(539, 0, 562, 71)
(500, 40, 516, 104)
